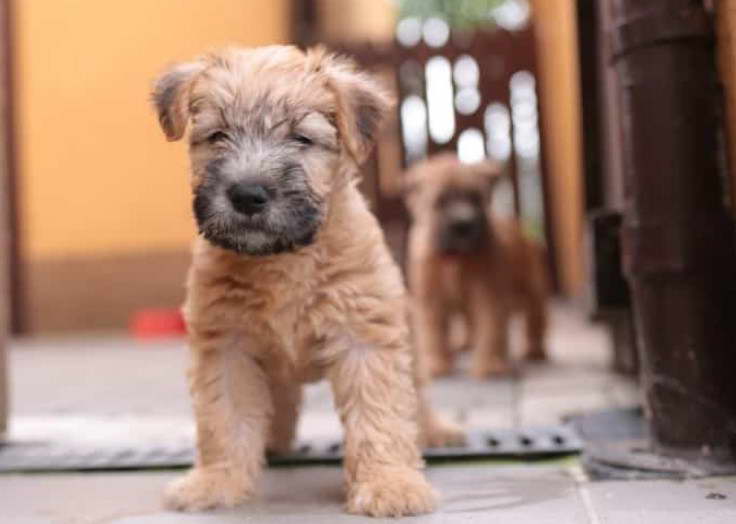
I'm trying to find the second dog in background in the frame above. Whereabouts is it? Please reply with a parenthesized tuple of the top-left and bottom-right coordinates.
(405, 153, 548, 379)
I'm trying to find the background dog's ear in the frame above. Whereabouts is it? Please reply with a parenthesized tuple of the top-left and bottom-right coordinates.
(401, 163, 424, 215)
(317, 50, 394, 164)
(470, 159, 504, 189)
(151, 62, 204, 141)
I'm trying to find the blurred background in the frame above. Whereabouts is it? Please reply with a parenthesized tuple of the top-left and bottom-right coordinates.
(0, 0, 584, 335)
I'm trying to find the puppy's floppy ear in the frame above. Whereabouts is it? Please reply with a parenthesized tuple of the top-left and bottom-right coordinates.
(470, 159, 504, 189)
(313, 48, 394, 164)
(401, 163, 423, 213)
(402, 166, 420, 199)
(151, 61, 205, 141)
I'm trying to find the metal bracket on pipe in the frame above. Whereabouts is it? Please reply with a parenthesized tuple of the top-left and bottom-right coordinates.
(610, 8, 712, 60)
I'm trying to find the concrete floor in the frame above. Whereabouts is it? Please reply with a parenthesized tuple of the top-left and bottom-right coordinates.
(2, 305, 734, 523)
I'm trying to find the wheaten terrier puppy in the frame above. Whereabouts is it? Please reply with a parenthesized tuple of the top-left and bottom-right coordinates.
(152, 46, 462, 518)
(404, 153, 549, 379)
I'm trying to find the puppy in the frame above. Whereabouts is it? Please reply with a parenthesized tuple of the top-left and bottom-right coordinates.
(152, 46, 462, 518)
(404, 153, 549, 379)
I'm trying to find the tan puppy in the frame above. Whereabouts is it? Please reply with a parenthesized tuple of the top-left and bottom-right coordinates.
(152, 46, 462, 518)
(405, 153, 548, 379)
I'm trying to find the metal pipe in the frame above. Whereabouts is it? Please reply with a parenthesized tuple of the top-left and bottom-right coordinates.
(611, 0, 736, 460)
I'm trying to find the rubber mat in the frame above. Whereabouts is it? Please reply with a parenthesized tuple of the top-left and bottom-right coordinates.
(0, 416, 581, 472)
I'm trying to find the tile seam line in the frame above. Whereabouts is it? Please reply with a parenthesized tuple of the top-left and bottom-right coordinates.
(571, 464, 604, 524)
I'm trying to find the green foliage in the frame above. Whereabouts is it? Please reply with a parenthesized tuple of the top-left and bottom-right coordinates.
(397, 0, 506, 29)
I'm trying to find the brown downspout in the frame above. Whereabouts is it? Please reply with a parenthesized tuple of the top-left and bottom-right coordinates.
(611, 0, 736, 461)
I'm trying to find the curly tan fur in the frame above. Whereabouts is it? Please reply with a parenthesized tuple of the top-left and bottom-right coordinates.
(405, 153, 549, 379)
(152, 46, 462, 518)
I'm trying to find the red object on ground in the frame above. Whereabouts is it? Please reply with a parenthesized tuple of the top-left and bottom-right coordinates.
(130, 308, 187, 339)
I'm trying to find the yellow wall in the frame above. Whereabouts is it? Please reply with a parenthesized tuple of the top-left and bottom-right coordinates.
(531, 0, 584, 297)
(13, 0, 289, 259)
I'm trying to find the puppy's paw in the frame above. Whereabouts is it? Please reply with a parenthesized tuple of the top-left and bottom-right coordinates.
(469, 357, 511, 380)
(428, 356, 453, 378)
(163, 468, 253, 512)
(422, 416, 466, 448)
(347, 467, 437, 517)
(525, 345, 548, 362)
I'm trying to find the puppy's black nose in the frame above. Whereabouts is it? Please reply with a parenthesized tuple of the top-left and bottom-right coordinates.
(451, 219, 477, 236)
(227, 182, 269, 215)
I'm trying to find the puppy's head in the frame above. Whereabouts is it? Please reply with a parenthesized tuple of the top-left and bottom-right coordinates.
(152, 46, 391, 256)
(404, 153, 501, 255)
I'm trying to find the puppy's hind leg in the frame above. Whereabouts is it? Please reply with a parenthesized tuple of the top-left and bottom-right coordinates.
(411, 330, 465, 448)
(266, 373, 302, 455)
(524, 249, 549, 361)
(413, 299, 453, 377)
(468, 289, 511, 379)
(164, 332, 272, 512)
(416, 386, 466, 448)
(328, 335, 437, 518)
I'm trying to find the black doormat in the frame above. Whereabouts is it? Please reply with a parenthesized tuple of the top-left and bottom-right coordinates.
(0, 415, 581, 472)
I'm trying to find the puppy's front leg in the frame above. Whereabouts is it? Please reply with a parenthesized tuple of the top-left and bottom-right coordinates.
(468, 289, 511, 379)
(524, 295, 548, 361)
(413, 299, 452, 377)
(164, 332, 272, 512)
(328, 337, 437, 517)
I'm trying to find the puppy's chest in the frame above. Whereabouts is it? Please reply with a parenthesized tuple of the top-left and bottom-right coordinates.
(437, 262, 464, 305)
(194, 261, 339, 360)
(193, 259, 307, 322)
(238, 277, 312, 334)
(440, 254, 511, 304)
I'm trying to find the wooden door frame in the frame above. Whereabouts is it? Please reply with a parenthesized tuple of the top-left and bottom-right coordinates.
(0, 0, 13, 435)
(1, 0, 21, 334)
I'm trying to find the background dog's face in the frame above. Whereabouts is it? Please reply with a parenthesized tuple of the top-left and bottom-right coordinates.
(404, 154, 501, 255)
(152, 46, 390, 255)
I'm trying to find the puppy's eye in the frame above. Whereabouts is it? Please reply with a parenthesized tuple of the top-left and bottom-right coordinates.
(292, 134, 314, 147)
(206, 131, 229, 144)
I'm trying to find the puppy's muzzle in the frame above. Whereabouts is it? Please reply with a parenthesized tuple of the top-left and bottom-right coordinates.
(439, 201, 487, 254)
(227, 182, 270, 216)
(449, 218, 481, 238)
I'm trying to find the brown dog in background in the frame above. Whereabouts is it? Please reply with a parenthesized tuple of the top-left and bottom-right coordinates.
(405, 153, 549, 379)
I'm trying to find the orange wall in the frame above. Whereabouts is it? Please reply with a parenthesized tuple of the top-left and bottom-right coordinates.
(13, 0, 289, 259)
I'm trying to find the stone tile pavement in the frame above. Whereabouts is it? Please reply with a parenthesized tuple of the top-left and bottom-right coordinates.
(2, 303, 734, 523)
(3, 463, 734, 523)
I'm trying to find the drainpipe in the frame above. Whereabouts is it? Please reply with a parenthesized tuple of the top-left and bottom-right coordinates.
(611, 0, 736, 463)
